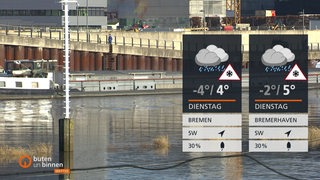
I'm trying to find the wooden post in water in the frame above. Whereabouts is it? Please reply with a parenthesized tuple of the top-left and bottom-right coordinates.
(59, 118, 74, 152)
(59, 118, 74, 179)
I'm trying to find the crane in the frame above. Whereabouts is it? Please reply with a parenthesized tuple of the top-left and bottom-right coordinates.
(225, 0, 241, 26)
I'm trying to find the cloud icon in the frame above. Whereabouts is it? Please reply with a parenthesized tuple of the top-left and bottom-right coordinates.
(195, 45, 229, 66)
(261, 45, 295, 66)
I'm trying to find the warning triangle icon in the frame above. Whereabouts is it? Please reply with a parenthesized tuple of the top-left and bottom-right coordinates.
(219, 64, 240, 81)
(285, 64, 307, 81)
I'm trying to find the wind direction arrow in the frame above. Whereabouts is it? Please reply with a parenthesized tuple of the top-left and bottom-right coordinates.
(218, 130, 225, 137)
(285, 130, 292, 137)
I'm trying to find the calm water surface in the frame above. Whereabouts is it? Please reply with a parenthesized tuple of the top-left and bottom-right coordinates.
(0, 90, 320, 180)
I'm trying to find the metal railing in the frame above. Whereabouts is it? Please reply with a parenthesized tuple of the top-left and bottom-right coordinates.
(0, 24, 320, 52)
(0, 24, 182, 50)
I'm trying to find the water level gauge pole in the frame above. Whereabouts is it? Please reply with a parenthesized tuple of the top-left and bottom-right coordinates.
(59, 0, 77, 178)
(64, 1, 70, 119)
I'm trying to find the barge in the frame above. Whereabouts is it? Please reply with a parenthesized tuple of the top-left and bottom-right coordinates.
(0, 59, 62, 95)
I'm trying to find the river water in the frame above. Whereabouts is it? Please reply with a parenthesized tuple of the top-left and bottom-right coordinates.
(0, 90, 320, 180)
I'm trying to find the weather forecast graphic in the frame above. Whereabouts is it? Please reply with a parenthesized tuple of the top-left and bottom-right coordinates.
(182, 34, 309, 153)
(182, 35, 242, 152)
(249, 35, 308, 152)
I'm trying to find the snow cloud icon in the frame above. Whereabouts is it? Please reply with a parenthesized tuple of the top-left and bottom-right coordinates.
(261, 45, 295, 66)
(195, 45, 229, 66)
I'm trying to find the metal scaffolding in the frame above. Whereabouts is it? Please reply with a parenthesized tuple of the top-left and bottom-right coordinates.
(226, 0, 241, 25)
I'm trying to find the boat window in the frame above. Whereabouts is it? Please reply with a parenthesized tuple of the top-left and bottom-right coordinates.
(15, 82, 22, 88)
(0, 81, 5, 87)
(32, 82, 39, 88)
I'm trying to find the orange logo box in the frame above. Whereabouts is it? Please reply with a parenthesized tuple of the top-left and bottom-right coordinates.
(19, 155, 32, 169)
(54, 168, 71, 174)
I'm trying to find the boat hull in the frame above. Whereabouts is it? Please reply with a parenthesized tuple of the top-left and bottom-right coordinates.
(0, 88, 56, 95)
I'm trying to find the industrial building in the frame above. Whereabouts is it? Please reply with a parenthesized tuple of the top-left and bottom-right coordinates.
(2, 0, 318, 30)
(275, 0, 320, 15)
(108, 0, 189, 28)
(108, 0, 230, 29)
(241, 0, 274, 16)
(108, 0, 277, 29)
(0, 0, 108, 28)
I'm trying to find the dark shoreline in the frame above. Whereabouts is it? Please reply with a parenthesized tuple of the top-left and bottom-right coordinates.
(1, 84, 319, 100)
(0, 89, 182, 100)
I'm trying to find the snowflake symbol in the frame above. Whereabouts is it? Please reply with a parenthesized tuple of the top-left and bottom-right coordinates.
(226, 70, 233, 77)
(293, 70, 299, 77)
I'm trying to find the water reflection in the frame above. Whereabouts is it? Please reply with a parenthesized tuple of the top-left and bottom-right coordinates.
(223, 153, 243, 180)
(0, 99, 53, 146)
(0, 90, 319, 179)
(70, 95, 244, 179)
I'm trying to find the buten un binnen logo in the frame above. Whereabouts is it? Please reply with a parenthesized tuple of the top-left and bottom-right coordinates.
(19, 155, 32, 169)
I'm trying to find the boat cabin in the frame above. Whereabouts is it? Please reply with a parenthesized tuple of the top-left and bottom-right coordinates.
(1, 59, 57, 77)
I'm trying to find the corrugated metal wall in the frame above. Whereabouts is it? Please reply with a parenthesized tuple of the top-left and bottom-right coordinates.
(204, 0, 226, 17)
